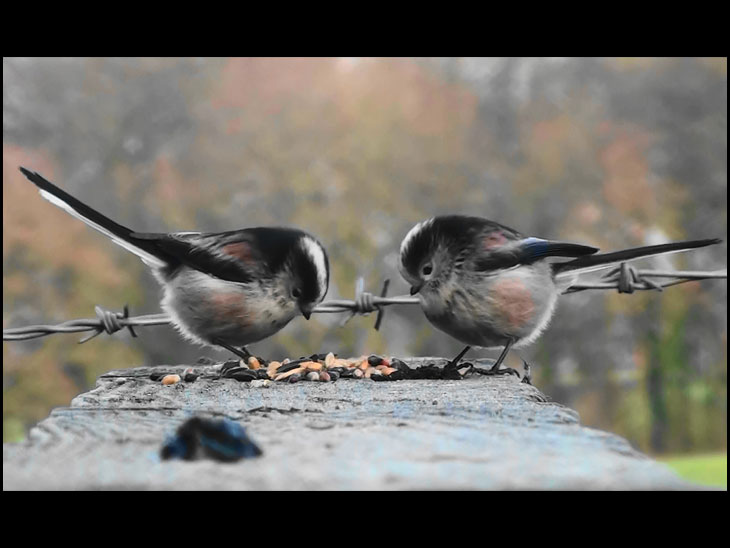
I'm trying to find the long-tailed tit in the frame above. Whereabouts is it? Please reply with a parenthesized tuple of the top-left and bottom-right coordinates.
(19, 167, 329, 360)
(399, 215, 720, 377)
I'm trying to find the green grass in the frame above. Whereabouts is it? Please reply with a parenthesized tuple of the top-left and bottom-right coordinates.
(658, 452, 727, 488)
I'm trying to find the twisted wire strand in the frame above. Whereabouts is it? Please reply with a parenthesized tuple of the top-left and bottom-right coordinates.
(3, 266, 726, 342)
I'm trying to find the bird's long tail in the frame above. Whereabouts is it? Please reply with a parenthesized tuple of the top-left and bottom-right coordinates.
(553, 238, 722, 287)
(19, 167, 168, 269)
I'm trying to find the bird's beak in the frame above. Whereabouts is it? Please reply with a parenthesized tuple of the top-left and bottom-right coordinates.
(299, 304, 312, 320)
(410, 284, 423, 296)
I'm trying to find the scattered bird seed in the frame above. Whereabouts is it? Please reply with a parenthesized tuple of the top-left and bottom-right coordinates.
(220, 360, 241, 376)
(302, 360, 323, 371)
(222, 366, 248, 377)
(267, 361, 282, 377)
(390, 358, 411, 372)
(275, 366, 306, 382)
(276, 359, 308, 374)
(230, 370, 258, 382)
(188, 351, 528, 386)
(387, 370, 406, 381)
(368, 355, 383, 366)
(162, 374, 181, 385)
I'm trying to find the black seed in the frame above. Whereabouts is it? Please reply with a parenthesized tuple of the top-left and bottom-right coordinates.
(339, 369, 355, 378)
(277, 359, 308, 374)
(184, 373, 199, 383)
(388, 370, 406, 381)
(390, 358, 412, 372)
(413, 365, 442, 379)
(288, 374, 301, 384)
(441, 367, 463, 380)
(328, 371, 340, 381)
(367, 355, 383, 366)
(222, 366, 247, 377)
(149, 373, 167, 381)
(220, 360, 241, 375)
(256, 369, 271, 379)
(371, 374, 388, 382)
(230, 371, 258, 382)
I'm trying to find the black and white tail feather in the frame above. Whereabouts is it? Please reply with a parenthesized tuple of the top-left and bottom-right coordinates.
(19, 167, 168, 269)
(552, 238, 722, 291)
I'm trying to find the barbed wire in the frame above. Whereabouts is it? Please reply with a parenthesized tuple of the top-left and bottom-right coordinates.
(3, 265, 726, 343)
(564, 265, 727, 294)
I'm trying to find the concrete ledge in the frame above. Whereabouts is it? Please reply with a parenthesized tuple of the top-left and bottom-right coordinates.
(3, 358, 697, 490)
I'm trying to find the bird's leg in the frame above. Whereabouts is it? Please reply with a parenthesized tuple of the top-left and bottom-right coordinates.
(445, 345, 472, 370)
(213, 340, 253, 375)
(214, 340, 251, 361)
(474, 338, 520, 377)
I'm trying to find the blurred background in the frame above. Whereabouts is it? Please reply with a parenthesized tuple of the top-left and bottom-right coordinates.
(2, 57, 727, 482)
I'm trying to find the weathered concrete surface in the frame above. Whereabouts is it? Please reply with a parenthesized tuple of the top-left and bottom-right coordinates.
(3, 358, 698, 490)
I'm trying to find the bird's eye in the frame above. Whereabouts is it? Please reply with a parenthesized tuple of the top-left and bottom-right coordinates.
(422, 264, 433, 276)
(292, 288, 302, 299)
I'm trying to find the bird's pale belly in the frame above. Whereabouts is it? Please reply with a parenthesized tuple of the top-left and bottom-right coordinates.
(422, 271, 559, 349)
(159, 268, 297, 347)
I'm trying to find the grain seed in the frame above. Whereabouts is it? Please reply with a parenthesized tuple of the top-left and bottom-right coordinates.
(162, 374, 181, 385)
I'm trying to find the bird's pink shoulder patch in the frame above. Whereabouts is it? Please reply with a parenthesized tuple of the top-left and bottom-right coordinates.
(483, 231, 508, 250)
(222, 241, 256, 264)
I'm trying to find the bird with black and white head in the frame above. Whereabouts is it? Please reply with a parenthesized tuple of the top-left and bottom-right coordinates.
(19, 167, 330, 360)
(399, 215, 720, 378)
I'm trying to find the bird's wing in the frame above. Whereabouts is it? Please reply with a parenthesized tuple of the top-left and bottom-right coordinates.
(467, 230, 599, 273)
(129, 230, 267, 283)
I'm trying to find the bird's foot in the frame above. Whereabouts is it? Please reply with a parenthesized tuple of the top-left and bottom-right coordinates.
(444, 346, 472, 371)
(212, 339, 252, 362)
(442, 362, 474, 379)
(472, 365, 521, 378)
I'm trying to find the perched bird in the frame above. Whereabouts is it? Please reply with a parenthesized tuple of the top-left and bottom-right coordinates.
(398, 215, 721, 377)
(18, 167, 329, 359)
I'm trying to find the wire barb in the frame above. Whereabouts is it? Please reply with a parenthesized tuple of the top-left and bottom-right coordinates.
(3, 265, 726, 342)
